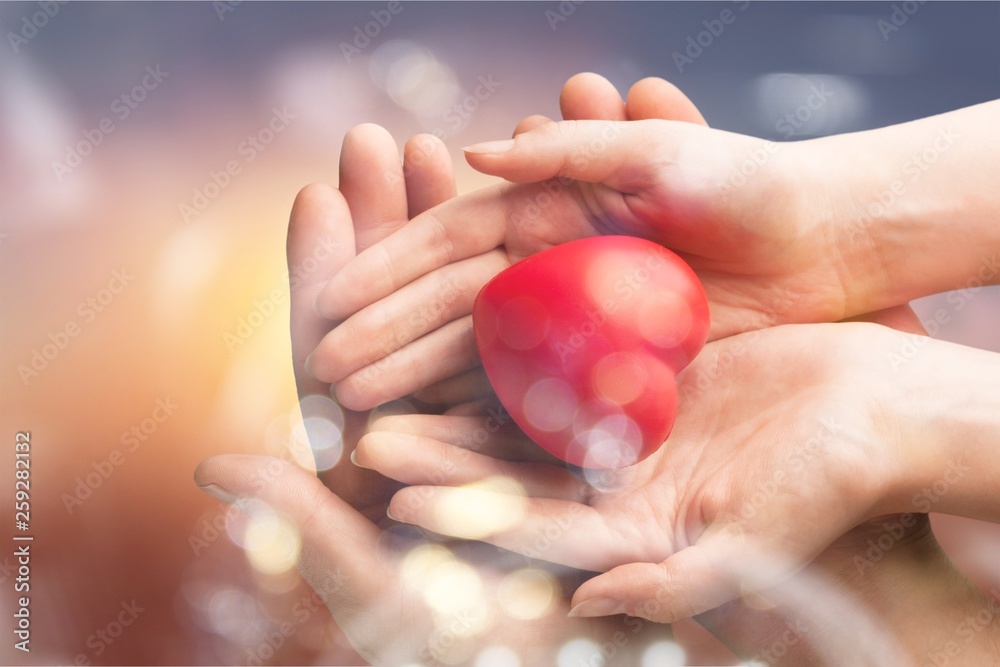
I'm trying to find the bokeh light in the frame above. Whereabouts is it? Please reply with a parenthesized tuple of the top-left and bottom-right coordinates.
(423, 559, 484, 616)
(290, 394, 345, 471)
(557, 638, 604, 667)
(243, 506, 302, 576)
(592, 351, 647, 405)
(401, 543, 455, 593)
(497, 568, 558, 620)
(569, 411, 644, 476)
(641, 640, 687, 667)
(3, 3, 997, 664)
(750, 72, 869, 138)
(637, 292, 693, 349)
(524, 377, 578, 432)
(433, 476, 527, 540)
(475, 645, 521, 667)
(206, 587, 262, 644)
(371, 40, 461, 116)
(497, 295, 551, 350)
(399, 544, 494, 661)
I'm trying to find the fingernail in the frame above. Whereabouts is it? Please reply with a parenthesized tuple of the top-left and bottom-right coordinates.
(349, 449, 370, 469)
(304, 354, 316, 378)
(568, 597, 626, 618)
(386, 506, 400, 522)
(198, 483, 238, 505)
(463, 139, 515, 155)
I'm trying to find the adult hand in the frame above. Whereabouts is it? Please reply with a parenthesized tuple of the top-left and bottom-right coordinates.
(198, 115, 679, 663)
(195, 453, 680, 665)
(306, 77, 837, 411)
(356, 315, 929, 623)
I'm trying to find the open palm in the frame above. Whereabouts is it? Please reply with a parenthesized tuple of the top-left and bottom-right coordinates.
(361, 318, 914, 623)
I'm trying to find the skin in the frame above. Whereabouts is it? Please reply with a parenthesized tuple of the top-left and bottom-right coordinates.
(196, 74, 1000, 665)
(305, 97, 1000, 413)
(198, 84, 681, 665)
(365, 321, 1000, 619)
(352, 76, 1000, 657)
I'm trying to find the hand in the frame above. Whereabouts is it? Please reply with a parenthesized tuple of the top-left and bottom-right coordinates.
(304, 76, 847, 412)
(410, 73, 710, 409)
(197, 76, 1000, 666)
(347, 283, 1000, 664)
(195, 454, 683, 665)
(286, 124, 456, 521)
(197, 110, 685, 664)
(356, 315, 925, 623)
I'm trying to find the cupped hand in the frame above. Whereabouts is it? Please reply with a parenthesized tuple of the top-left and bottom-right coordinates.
(357, 315, 920, 624)
(198, 118, 678, 662)
(306, 74, 856, 412)
(198, 109, 685, 664)
(195, 76, 971, 665)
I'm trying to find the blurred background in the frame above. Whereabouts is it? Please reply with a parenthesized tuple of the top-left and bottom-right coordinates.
(1, 2, 998, 665)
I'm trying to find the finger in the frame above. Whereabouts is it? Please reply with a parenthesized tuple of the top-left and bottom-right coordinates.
(403, 133, 456, 218)
(355, 431, 589, 501)
(368, 411, 560, 464)
(361, 413, 579, 478)
(315, 180, 586, 321)
(308, 250, 508, 383)
(335, 316, 480, 410)
(195, 455, 438, 664)
(288, 184, 356, 390)
(569, 530, 746, 623)
(287, 185, 395, 506)
(287, 184, 359, 455)
(513, 114, 553, 137)
(388, 486, 625, 571)
(442, 400, 497, 417)
(626, 77, 707, 126)
(339, 123, 408, 252)
(464, 119, 700, 190)
(412, 367, 495, 405)
(559, 72, 627, 121)
(194, 455, 387, 604)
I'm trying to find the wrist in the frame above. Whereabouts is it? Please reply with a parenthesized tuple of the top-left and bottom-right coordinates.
(801, 107, 1000, 318)
(827, 521, 1000, 667)
(876, 334, 1000, 522)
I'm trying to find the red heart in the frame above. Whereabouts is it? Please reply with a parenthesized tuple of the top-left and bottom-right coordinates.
(473, 236, 709, 469)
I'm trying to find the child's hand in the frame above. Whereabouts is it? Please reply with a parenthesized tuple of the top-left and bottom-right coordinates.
(286, 124, 456, 520)
(266, 118, 686, 664)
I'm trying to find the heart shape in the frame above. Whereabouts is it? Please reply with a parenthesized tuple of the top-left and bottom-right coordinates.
(473, 236, 710, 469)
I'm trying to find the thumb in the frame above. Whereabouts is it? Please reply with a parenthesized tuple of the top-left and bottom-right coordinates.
(463, 119, 700, 191)
(568, 527, 773, 623)
(568, 547, 731, 623)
